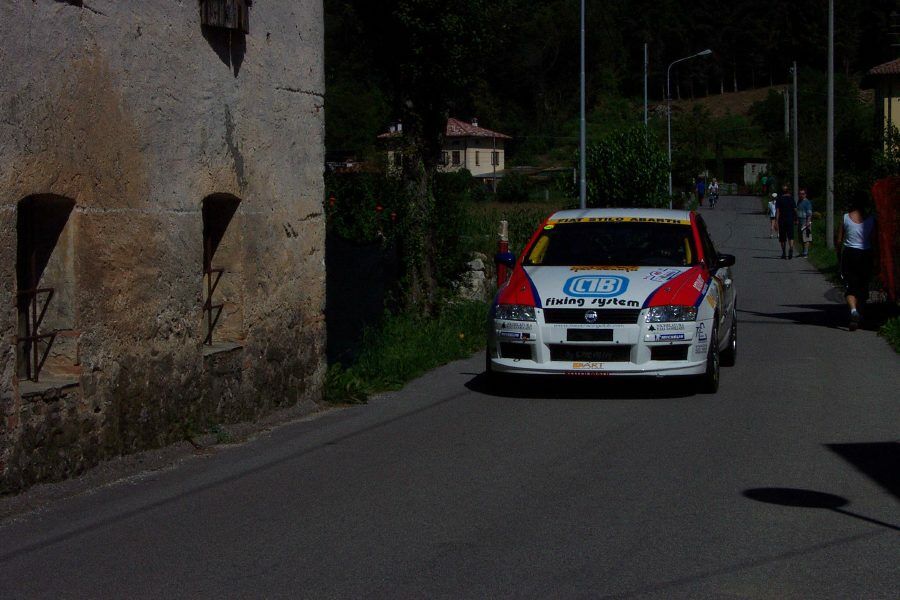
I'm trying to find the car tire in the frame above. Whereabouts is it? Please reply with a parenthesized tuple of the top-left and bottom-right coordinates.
(720, 308, 737, 367)
(698, 322, 720, 394)
(484, 350, 502, 391)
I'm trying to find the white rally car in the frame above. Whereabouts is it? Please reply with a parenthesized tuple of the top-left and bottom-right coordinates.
(487, 208, 737, 392)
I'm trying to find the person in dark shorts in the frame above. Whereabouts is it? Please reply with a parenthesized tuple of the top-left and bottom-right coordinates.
(836, 194, 877, 331)
(774, 185, 797, 259)
(796, 189, 813, 257)
(696, 176, 706, 207)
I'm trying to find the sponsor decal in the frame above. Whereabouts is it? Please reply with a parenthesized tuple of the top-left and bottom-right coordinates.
(550, 217, 691, 225)
(584, 310, 599, 324)
(707, 295, 717, 308)
(566, 371, 611, 377)
(657, 333, 686, 341)
(556, 323, 625, 329)
(570, 265, 639, 272)
(545, 297, 640, 308)
(543, 224, 555, 230)
(644, 268, 683, 283)
(693, 275, 705, 292)
(572, 362, 604, 370)
(500, 322, 534, 330)
(499, 331, 523, 339)
(694, 343, 708, 355)
(649, 323, 685, 331)
(696, 322, 708, 341)
(564, 275, 629, 298)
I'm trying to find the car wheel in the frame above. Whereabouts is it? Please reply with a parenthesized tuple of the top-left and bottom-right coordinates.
(720, 308, 737, 367)
(484, 349, 503, 392)
(698, 322, 720, 394)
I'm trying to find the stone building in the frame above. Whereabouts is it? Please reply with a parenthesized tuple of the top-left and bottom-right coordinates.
(0, 1, 326, 493)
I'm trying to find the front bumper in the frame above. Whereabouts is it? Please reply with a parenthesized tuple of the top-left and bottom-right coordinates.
(488, 310, 712, 377)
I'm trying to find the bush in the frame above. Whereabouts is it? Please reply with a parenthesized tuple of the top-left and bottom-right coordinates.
(577, 126, 668, 208)
(325, 172, 406, 243)
(496, 171, 530, 203)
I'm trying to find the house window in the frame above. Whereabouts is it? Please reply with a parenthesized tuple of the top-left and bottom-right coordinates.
(491, 151, 500, 166)
(393, 152, 403, 168)
(200, 0, 250, 34)
(452, 151, 461, 166)
(16, 195, 77, 382)
(475, 151, 480, 166)
(442, 152, 450, 166)
(202, 194, 243, 347)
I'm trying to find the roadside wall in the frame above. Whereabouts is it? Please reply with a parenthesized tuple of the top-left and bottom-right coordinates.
(0, 0, 326, 492)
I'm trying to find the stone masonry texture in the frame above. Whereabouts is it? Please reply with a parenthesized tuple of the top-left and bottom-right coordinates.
(0, 1, 326, 493)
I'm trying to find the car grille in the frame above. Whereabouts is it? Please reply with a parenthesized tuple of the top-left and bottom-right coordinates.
(650, 345, 690, 361)
(548, 345, 631, 362)
(543, 308, 641, 324)
(500, 343, 532, 360)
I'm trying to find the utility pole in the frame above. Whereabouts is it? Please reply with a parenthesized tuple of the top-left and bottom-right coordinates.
(783, 88, 790, 138)
(643, 43, 649, 126)
(792, 62, 799, 201)
(579, 0, 587, 209)
(827, 0, 835, 248)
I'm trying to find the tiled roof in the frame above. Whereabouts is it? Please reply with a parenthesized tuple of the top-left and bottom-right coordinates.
(445, 118, 511, 139)
(378, 118, 511, 140)
(869, 58, 900, 76)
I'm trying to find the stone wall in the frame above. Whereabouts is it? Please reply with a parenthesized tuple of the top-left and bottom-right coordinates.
(0, 0, 326, 493)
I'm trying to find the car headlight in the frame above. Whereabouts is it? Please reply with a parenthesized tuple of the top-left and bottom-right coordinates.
(494, 304, 536, 321)
(645, 305, 698, 323)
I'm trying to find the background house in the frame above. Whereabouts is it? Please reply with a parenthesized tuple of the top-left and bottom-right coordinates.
(0, 0, 326, 492)
(379, 118, 512, 187)
(863, 57, 900, 149)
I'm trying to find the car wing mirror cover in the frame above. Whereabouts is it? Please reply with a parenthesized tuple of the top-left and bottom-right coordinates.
(716, 254, 736, 268)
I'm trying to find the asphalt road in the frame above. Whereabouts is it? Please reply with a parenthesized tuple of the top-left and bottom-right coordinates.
(1, 196, 898, 599)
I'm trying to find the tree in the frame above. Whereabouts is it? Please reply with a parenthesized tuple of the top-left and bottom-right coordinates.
(581, 126, 669, 208)
(352, 0, 499, 311)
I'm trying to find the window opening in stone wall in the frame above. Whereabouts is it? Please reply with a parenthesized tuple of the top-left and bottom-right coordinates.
(16, 195, 77, 383)
(200, 0, 251, 34)
(202, 194, 243, 347)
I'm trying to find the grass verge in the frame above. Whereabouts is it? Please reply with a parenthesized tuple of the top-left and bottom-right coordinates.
(325, 300, 489, 403)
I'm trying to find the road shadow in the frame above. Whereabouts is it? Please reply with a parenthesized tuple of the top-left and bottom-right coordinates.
(743, 487, 899, 532)
(465, 372, 698, 400)
(739, 302, 897, 331)
(827, 442, 900, 501)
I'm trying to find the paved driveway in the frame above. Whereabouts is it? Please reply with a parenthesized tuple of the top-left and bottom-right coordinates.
(1, 196, 898, 599)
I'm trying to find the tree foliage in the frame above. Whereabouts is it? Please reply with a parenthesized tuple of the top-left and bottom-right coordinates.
(581, 127, 669, 208)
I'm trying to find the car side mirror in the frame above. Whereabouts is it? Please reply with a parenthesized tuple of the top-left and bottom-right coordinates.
(716, 254, 735, 268)
(494, 251, 516, 269)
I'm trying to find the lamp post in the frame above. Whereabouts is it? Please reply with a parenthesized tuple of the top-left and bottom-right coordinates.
(579, 0, 587, 209)
(667, 49, 712, 208)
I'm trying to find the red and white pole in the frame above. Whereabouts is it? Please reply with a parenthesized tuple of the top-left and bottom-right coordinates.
(497, 220, 509, 287)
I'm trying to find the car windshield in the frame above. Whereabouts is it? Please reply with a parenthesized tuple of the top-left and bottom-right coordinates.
(524, 220, 698, 267)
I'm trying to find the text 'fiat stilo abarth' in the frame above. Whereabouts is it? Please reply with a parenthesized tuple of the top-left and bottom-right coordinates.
(487, 208, 737, 393)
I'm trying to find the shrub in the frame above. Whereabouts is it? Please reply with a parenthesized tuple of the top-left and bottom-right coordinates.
(496, 171, 530, 203)
(577, 126, 668, 208)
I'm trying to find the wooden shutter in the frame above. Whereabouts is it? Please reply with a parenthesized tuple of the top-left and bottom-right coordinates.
(200, 0, 250, 34)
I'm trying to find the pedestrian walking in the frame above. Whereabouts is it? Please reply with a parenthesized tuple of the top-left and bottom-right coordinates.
(775, 185, 796, 259)
(767, 193, 777, 238)
(796, 188, 813, 257)
(836, 193, 877, 331)
(696, 176, 706, 207)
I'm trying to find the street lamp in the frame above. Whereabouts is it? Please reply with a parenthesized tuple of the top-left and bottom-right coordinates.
(667, 49, 712, 208)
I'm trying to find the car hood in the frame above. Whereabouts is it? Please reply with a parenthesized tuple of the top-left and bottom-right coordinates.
(521, 265, 707, 309)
